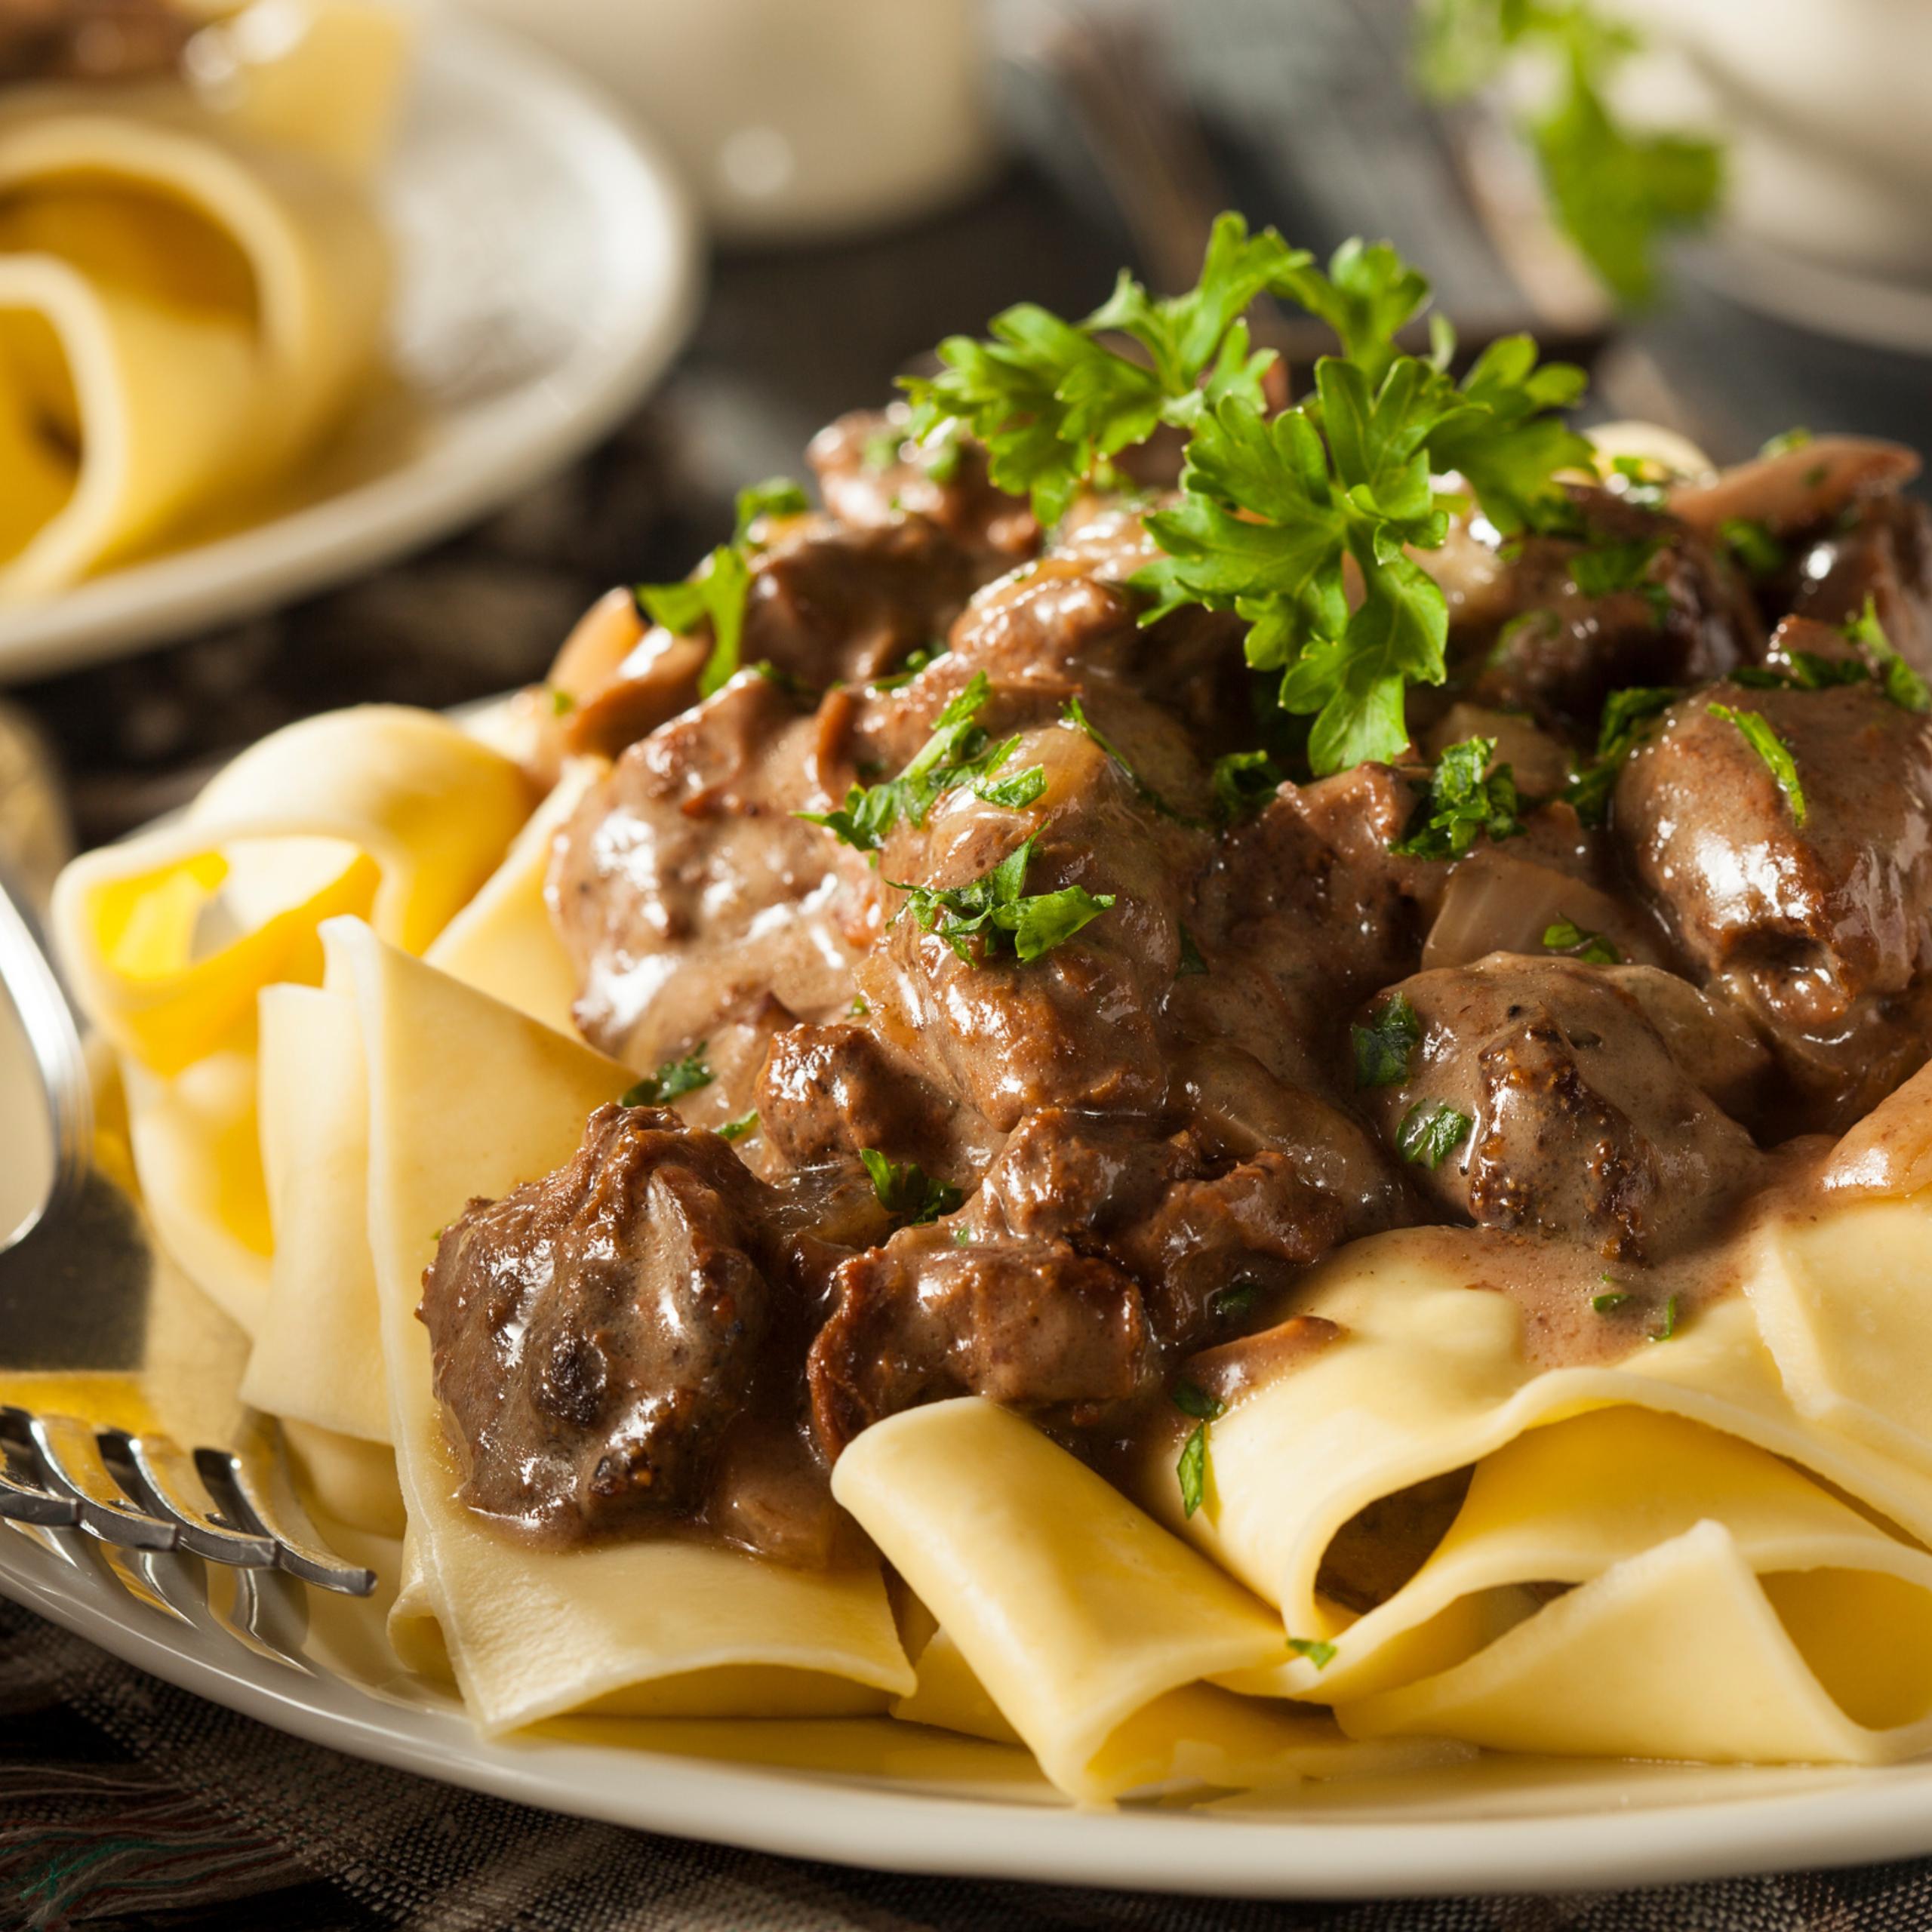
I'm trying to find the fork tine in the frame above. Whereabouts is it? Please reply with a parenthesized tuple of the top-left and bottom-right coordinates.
(193, 1447, 377, 1597)
(0, 1463, 79, 1527)
(101, 1431, 278, 1568)
(22, 1412, 178, 1552)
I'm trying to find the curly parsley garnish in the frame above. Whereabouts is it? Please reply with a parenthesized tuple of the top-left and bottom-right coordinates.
(635, 477, 811, 697)
(1352, 991, 1423, 1089)
(1391, 737, 1524, 860)
(1708, 702, 1807, 828)
(1173, 1378, 1228, 1519)
(1397, 1100, 1472, 1169)
(891, 834, 1115, 965)
(902, 212, 1306, 526)
(860, 1148, 963, 1226)
(797, 672, 1039, 855)
(620, 1047, 714, 1109)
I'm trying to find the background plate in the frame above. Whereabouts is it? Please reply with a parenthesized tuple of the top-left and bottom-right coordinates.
(0, 16, 698, 684)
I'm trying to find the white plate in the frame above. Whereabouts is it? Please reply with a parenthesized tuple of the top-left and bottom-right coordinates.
(8, 1499, 1932, 1897)
(1690, 234, 1932, 358)
(0, 17, 699, 685)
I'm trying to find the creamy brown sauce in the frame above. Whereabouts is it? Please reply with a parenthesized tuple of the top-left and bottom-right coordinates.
(419, 411, 1932, 1598)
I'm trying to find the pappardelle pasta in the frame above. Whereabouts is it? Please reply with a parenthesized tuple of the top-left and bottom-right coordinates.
(49, 224, 1932, 1807)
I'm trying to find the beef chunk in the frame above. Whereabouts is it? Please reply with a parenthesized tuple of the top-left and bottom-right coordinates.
(1361, 956, 1765, 1261)
(420, 1105, 781, 1543)
(807, 1227, 1149, 1454)
(1614, 634, 1932, 1124)
(808, 407, 1040, 567)
(1442, 486, 1759, 733)
(756, 1020, 953, 1169)
(1786, 494, 1932, 681)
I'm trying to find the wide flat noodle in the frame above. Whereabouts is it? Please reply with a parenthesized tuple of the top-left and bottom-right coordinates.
(1158, 1226, 1932, 1660)
(0, 94, 389, 596)
(832, 1396, 1464, 1802)
(326, 916, 915, 1731)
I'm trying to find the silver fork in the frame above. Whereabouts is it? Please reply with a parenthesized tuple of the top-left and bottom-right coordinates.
(0, 869, 375, 1605)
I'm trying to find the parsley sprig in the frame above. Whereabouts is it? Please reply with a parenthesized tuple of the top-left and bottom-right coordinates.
(902, 213, 1308, 525)
(1416, 0, 1722, 307)
(891, 834, 1115, 965)
(1566, 685, 1678, 824)
(1137, 324, 1589, 774)
(1173, 1379, 1227, 1519)
(1352, 991, 1423, 1089)
(636, 478, 812, 697)
(797, 672, 1041, 855)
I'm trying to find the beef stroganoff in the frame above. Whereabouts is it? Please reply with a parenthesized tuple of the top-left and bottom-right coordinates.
(50, 221, 1932, 1805)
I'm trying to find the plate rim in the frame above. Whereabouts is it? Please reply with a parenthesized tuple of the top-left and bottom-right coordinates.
(0, 14, 700, 685)
(8, 1512, 1932, 1899)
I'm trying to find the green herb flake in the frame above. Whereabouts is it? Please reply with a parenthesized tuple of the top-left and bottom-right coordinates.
(1566, 684, 1679, 823)
(1651, 1293, 1682, 1342)
(1592, 1291, 1632, 1314)
(1172, 1379, 1229, 1520)
(1177, 922, 1209, 978)
(891, 834, 1115, 966)
(848, 995, 870, 1018)
(1391, 737, 1524, 860)
(1210, 749, 1282, 823)
(1543, 914, 1621, 965)
(1760, 426, 1813, 458)
(1211, 1278, 1263, 1321)
(718, 1111, 758, 1143)
(547, 686, 575, 717)
(620, 1046, 714, 1109)
(1352, 991, 1423, 1089)
(859, 1148, 964, 1226)
(797, 671, 1023, 854)
(1847, 595, 1931, 715)
(1708, 702, 1807, 827)
(1717, 516, 1785, 578)
(1287, 1637, 1338, 1669)
(1396, 1100, 1472, 1169)
(733, 476, 811, 546)
(1571, 535, 1670, 626)
(976, 764, 1048, 811)
(1062, 696, 1204, 825)
(863, 426, 906, 471)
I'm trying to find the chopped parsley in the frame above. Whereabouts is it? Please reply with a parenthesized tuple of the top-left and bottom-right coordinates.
(1061, 697, 1204, 825)
(863, 424, 906, 471)
(1606, 453, 1669, 511)
(620, 1047, 713, 1109)
(1287, 1637, 1337, 1669)
(1396, 1100, 1472, 1169)
(1210, 749, 1282, 823)
(891, 835, 1115, 965)
(1173, 1379, 1229, 1520)
(546, 686, 575, 716)
(848, 995, 869, 1017)
(635, 478, 814, 697)
(1708, 702, 1807, 828)
(1571, 535, 1669, 626)
(1352, 991, 1423, 1089)
(1651, 1293, 1682, 1342)
(871, 638, 948, 693)
(859, 1148, 964, 1226)
(1733, 654, 1869, 695)
(1760, 426, 1813, 458)
(1177, 922, 1208, 977)
(1847, 596, 1931, 715)
(1592, 1290, 1633, 1315)
(1543, 915, 1620, 965)
(718, 1111, 758, 1143)
(1391, 737, 1524, 860)
(797, 672, 1033, 854)
(1717, 516, 1784, 578)
(1211, 1278, 1264, 1321)
(1566, 685, 1678, 824)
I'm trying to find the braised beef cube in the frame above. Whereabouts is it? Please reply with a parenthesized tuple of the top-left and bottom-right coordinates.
(420, 1105, 780, 1543)
(1359, 957, 1764, 1262)
(807, 1228, 1149, 1454)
